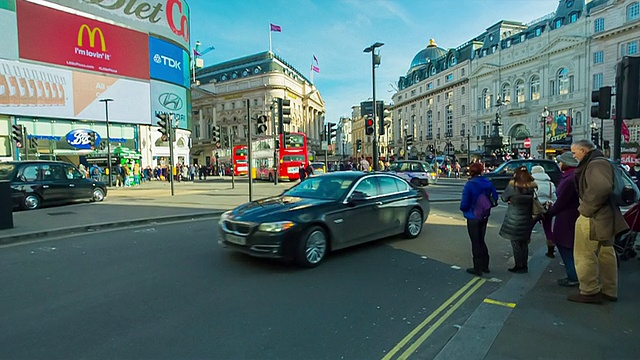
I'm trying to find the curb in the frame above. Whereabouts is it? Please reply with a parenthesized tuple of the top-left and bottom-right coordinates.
(0, 211, 223, 247)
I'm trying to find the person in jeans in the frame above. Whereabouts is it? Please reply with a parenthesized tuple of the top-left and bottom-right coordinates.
(569, 139, 628, 303)
(460, 163, 499, 276)
(544, 152, 580, 287)
(499, 166, 537, 273)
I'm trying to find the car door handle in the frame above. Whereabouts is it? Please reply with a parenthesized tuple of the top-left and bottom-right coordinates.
(375, 201, 383, 205)
(43, 185, 49, 188)
(69, 184, 75, 187)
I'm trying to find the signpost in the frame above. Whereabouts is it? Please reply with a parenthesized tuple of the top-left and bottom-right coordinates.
(523, 138, 531, 149)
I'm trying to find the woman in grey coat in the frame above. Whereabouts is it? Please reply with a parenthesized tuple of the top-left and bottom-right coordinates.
(499, 166, 538, 273)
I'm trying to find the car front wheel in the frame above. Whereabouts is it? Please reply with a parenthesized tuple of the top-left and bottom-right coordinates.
(296, 226, 328, 268)
(92, 188, 105, 202)
(404, 208, 423, 239)
(23, 194, 41, 210)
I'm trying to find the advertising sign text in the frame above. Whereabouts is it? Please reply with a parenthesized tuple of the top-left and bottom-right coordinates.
(149, 36, 190, 87)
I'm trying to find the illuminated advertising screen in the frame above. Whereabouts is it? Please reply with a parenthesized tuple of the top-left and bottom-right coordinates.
(149, 36, 190, 88)
(150, 80, 188, 129)
(0, 0, 18, 60)
(17, 0, 149, 80)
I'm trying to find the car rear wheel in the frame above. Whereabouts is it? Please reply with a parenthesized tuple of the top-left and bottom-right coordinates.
(23, 194, 41, 210)
(92, 188, 105, 202)
(268, 173, 274, 182)
(410, 178, 422, 187)
(404, 208, 423, 239)
(296, 226, 328, 268)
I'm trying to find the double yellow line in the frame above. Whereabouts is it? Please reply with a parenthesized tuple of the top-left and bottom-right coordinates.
(382, 277, 486, 360)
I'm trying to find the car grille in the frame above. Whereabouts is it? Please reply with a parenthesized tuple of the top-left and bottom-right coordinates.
(222, 220, 253, 236)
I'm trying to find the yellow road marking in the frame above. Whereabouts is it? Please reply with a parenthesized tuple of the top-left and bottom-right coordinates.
(382, 277, 482, 360)
(397, 279, 486, 359)
(483, 298, 516, 308)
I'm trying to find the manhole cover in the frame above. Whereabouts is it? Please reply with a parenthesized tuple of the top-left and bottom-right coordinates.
(47, 211, 76, 216)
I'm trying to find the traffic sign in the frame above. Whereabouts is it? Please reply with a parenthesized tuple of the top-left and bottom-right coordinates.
(523, 138, 531, 148)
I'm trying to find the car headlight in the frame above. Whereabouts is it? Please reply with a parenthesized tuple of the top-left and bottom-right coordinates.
(219, 211, 232, 224)
(258, 221, 295, 233)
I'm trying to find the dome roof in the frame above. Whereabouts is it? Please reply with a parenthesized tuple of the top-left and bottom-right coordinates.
(409, 39, 447, 72)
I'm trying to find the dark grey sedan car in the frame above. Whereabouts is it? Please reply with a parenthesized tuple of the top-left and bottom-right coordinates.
(0, 161, 107, 210)
(484, 159, 562, 191)
(218, 171, 430, 267)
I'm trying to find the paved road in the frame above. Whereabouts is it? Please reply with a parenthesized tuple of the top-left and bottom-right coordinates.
(0, 216, 499, 360)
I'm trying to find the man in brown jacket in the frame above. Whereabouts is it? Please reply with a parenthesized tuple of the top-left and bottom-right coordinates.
(569, 139, 629, 303)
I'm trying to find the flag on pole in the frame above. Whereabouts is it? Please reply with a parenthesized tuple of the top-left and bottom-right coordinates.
(313, 55, 319, 64)
(311, 65, 320, 73)
(622, 120, 630, 142)
(193, 49, 202, 57)
(270, 23, 282, 32)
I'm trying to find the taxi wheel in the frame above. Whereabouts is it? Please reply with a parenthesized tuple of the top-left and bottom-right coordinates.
(23, 194, 41, 210)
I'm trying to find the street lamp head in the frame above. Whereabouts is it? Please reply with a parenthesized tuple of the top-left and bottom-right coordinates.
(541, 106, 549, 118)
(99, 98, 114, 103)
(363, 42, 384, 53)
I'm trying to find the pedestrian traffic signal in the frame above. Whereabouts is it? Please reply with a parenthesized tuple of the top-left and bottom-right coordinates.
(590, 128, 599, 145)
(89, 131, 97, 149)
(212, 125, 221, 143)
(156, 113, 169, 141)
(12, 124, 23, 147)
(327, 122, 337, 145)
(590, 86, 612, 119)
(283, 131, 290, 148)
(616, 56, 640, 120)
(406, 134, 414, 146)
(356, 139, 362, 152)
(428, 144, 435, 153)
(365, 117, 374, 135)
(257, 115, 268, 134)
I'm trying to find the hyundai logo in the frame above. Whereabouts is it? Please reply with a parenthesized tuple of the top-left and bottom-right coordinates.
(158, 93, 183, 111)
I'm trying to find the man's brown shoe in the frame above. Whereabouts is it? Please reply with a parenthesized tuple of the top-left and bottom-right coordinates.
(567, 293, 602, 304)
(601, 293, 618, 302)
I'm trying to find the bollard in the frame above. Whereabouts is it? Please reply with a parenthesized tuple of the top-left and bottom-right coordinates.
(0, 181, 14, 229)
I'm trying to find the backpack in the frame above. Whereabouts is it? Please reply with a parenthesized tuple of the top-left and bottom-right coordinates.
(606, 159, 640, 206)
(473, 191, 497, 219)
(91, 167, 99, 176)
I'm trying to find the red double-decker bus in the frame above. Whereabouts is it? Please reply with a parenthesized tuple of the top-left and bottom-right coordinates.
(232, 145, 248, 176)
(254, 132, 308, 181)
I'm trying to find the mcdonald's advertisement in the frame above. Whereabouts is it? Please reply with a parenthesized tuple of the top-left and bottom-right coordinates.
(0, 58, 151, 125)
(16, 0, 149, 80)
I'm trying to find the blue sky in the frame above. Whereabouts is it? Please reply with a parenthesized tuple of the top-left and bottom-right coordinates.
(189, 0, 561, 121)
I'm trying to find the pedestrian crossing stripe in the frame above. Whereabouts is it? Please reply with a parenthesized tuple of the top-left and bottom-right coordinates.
(483, 298, 516, 308)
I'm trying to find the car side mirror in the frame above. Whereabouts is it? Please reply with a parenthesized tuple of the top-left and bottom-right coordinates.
(348, 191, 367, 205)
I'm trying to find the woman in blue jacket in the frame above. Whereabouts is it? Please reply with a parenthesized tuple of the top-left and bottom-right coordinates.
(460, 162, 499, 276)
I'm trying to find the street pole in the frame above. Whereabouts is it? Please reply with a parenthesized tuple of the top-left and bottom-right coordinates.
(23, 127, 29, 161)
(168, 114, 175, 196)
(230, 133, 235, 189)
(99, 98, 114, 187)
(324, 124, 328, 172)
(247, 99, 253, 202)
(541, 107, 549, 160)
(271, 102, 278, 185)
(364, 42, 383, 171)
(467, 132, 471, 164)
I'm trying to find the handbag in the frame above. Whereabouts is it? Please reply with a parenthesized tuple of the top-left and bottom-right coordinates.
(532, 192, 546, 219)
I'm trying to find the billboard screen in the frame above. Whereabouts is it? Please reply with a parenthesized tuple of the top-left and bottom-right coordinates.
(17, 0, 149, 80)
(45, 0, 191, 51)
(149, 36, 190, 88)
(0, 0, 18, 60)
(0, 58, 151, 124)
(150, 80, 188, 129)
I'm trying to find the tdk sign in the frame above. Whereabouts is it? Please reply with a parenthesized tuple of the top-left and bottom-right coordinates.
(149, 37, 189, 87)
(154, 54, 181, 70)
(66, 129, 101, 150)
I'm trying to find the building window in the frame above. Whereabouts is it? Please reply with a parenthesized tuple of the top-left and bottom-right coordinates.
(437, 79, 440, 86)
(427, 110, 433, 137)
(555, 19, 563, 29)
(427, 82, 433, 89)
(461, 87, 465, 95)
(506, 39, 512, 48)
(445, 91, 453, 100)
(427, 98, 433, 107)
(593, 73, 603, 90)
(437, 95, 441, 102)
(593, 50, 604, 64)
(231, 102, 236, 109)
(482, 88, 490, 109)
(253, 99, 258, 106)
(594, 18, 605, 32)
(501, 83, 511, 103)
(461, 105, 466, 115)
(450, 57, 456, 66)
(570, 13, 578, 23)
(629, 40, 639, 55)
(194, 125, 201, 139)
(446, 105, 453, 135)
(550, 80, 556, 96)
(558, 68, 570, 95)
(575, 111, 582, 126)
(515, 80, 525, 103)
(530, 75, 541, 100)
(220, 104, 225, 111)
(535, 28, 542, 36)
(521, 34, 526, 42)
(431, 67, 437, 75)
(445, 73, 453, 82)
(627, 2, 640, 21)
(461, 68, 465, 76)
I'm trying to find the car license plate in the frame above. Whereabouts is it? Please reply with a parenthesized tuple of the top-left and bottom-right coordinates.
(226, 234, 246, 245)
(288, 167, 298, 174)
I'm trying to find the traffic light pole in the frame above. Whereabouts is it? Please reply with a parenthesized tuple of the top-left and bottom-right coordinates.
(371, 53, 379, 171)
(271, 102, 278, 185)
(230, 132, 235, 189)
(168, 115, 175, 196)
(324, 124, 328, 172)
(23, 127, 29, 161)
(247, 99, 253, 202)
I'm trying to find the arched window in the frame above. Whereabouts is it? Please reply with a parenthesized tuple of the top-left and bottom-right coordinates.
(446, 105, 454, 136)
(575, 111, 582, 126)
(627, 2, 639, 21)
(461, 105, 466, 115)
(557, 68, 569, 95)
(515, 80, 525, 103)
(431, 66, 437, 75)
(530, 75, 541, 100)
(427, 110, 433, 137)
(482, 88, 491, 110)
(501, 83, 511, 103)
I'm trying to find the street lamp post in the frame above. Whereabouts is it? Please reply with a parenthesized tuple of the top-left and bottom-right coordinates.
(403, 124, 408, 160)
(364, 42, 384, 171)
(99, 98, 114, 187)
(541, 106, 549, 160)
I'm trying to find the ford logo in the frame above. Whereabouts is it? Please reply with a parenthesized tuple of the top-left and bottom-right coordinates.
(65, 129, 101, 150)
(158, 93, 183, 111)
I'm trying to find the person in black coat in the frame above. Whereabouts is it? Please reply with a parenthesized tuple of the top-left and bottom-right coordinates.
(499, 166, 538, 273)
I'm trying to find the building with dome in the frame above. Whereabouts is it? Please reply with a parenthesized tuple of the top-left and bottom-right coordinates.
(391, 39, 476, 163)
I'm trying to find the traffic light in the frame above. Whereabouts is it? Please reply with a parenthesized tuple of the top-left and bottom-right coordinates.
(283, 132, 290, 148)
(89, 131, 97, 149)
(29, 137, 38, 149)
(156, 113, 169, 141)
(365, 117, 374, 135)
(616, 56, 640, 120)
(590, 128, 600, 145)
(356, 139, 362, 152)
(590, 86, 612, 119)
(276, 98, 291, 135)
(428, 144, 435, 153)
(212, 125, 221, 144)
(406, 134, 414, 146)
(12, 125, 23, 148)
(327, 122, 336, 145)
(257, 115, 268, 134)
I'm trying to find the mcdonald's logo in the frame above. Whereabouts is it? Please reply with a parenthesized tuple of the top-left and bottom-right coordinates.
(77, 24, 106, 51)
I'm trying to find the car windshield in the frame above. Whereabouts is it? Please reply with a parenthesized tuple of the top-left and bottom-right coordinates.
(0, 163, 15, 180)
(283, 176, 354, 200)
